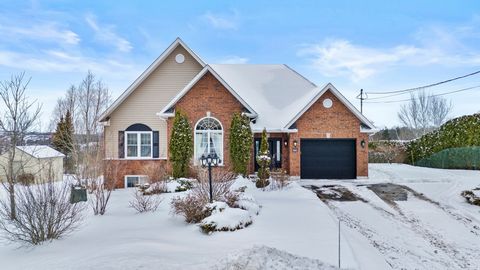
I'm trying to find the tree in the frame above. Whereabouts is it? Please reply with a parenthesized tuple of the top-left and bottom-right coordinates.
(381, 128, 391, 141)
(256, 128, 270, 188)
(0, 72, 41, 219)
(169, 110, 193, 178)
(52, 110, 75, 173)
(229, 113, 252, 176)
(398, 91, 452, 138)
(430, 95, 452, 127)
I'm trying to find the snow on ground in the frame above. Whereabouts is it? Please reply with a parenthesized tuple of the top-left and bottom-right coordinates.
(210, 245, 340, 270)
(0, 177, 354, 270)
(302, 164, 480, 270)
(1, 164, 479, 269)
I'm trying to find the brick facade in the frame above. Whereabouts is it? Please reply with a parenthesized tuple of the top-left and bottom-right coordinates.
(288, 90, 369, 178)
(167, 72, 246, 174)
(106, 159, 167, 189)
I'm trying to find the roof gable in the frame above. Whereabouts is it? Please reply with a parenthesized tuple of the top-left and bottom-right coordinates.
(159, 65, 257, 117)
(285, 83, 376, 132)
(100, 38, 205, 121)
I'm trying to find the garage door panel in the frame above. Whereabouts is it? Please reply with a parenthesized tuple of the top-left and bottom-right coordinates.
(300, 139, 356, 179)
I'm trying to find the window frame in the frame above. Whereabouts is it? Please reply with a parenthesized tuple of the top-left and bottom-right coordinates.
(124, 175, 149, 188)
(194, 117, 224, 166)
(124, 131, 153, 159)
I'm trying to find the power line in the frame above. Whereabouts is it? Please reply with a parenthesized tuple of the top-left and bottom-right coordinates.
(366, 70, 480, 95)
(363, 85, 480, 104)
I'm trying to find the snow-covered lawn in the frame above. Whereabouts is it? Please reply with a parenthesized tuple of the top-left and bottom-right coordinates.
(0, 178, 349, 270)
(1, 164, 479, 269)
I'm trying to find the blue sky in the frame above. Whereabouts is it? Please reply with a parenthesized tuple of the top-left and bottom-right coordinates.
(1, 0, 480, 130)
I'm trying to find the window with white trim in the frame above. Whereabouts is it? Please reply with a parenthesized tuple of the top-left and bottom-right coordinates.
(194, 117, 223, 165)
(125, 175, 148, 188)
(125, 131, 152, 158)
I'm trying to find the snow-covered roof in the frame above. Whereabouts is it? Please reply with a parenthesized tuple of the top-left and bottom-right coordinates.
(209, 64, 320, 131)
(16, 145, 65, 159)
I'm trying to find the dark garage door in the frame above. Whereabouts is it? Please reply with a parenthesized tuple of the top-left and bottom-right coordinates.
(300, 139, 356, 179)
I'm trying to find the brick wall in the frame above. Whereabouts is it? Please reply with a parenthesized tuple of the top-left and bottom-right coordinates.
(167, 72, 246, 174)
(288, 90, 369, 177)
(105, 159, 168, 188)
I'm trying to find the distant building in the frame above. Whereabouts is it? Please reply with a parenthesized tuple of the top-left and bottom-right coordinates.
(0, 145, 65, 184)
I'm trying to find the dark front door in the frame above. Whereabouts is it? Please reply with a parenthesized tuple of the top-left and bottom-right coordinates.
(254, 138, 282, 171)
(300, 139, 356, 179)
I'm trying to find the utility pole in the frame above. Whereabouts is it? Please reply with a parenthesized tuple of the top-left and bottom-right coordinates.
(356, 89, 367, 114)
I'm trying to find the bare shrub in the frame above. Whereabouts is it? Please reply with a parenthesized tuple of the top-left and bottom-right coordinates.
(195, 168, 237, 206)
(129, 190, 163, 213)
(269, 169, 289, 190)
(171, 194, 211, 223)
(88, 159, 122, 215)
(142, 163, 167, 194)
(0, 181, 85, 245)
(171, 168, 239, 223)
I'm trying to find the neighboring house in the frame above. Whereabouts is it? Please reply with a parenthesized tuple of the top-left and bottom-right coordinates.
(100, 38, 376, 188)
(0, 145, 65, 183)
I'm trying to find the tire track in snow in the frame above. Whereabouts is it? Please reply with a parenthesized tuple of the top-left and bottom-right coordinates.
(309, 185, 476, 269)
(324, 202, 454, 270)
(371, 166, 480, 236)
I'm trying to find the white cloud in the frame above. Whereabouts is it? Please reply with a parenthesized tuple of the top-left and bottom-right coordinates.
(300, 21, 480, 81)
(202, 10, 239, 30)
(85, 13, 132, 52)
(217, 55, 249, 64)
(0, 49, 137, 76)
(0, 23, 80, 45)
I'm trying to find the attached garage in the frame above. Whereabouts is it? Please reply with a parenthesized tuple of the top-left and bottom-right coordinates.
(300, 139, 356, 179)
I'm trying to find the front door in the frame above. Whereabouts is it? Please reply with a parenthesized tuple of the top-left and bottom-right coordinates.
(254, 138, 282, 171)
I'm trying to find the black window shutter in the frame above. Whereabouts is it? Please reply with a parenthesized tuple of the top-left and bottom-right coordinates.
(153, 131, 159, 158)
(118, 131, 125, 158)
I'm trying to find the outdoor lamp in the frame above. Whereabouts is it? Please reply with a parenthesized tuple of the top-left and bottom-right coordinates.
(199, 152, 220, 203)
(361, 139, 366, 148)
(200, 154, 207, 167)
(284, 140, 288, 147)
(293, 140, 298, 147)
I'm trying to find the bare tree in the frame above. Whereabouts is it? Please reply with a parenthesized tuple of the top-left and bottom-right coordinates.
(78, 71, 110, 138)
(0, 72, 41, 219)
(49, 85, 78, 131)
(430, 95, 452, 127)
(398, 91, 451, 137)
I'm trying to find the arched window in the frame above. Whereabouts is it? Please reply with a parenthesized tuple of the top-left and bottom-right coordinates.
(194, 117, 223, 165)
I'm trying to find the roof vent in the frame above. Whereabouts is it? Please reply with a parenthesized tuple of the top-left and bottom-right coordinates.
(175, 54, 185, 64)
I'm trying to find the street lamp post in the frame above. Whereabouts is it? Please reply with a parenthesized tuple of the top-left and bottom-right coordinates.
(200, 152, 219, 203)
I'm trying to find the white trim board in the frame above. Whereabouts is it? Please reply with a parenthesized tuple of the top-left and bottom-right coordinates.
(99, 38, 206, 122)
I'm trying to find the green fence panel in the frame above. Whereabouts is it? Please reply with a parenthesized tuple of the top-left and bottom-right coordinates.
(415, 146, 480, 170)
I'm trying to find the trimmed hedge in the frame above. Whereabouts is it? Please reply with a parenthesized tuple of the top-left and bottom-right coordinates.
(406, 113, 480, 165)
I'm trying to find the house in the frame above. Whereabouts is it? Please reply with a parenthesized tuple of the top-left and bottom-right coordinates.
(100, 38, 375, 188)
(0, 145, 65, 184)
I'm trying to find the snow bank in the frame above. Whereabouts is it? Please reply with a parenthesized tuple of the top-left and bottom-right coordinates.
(210, 245, 341, 270)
